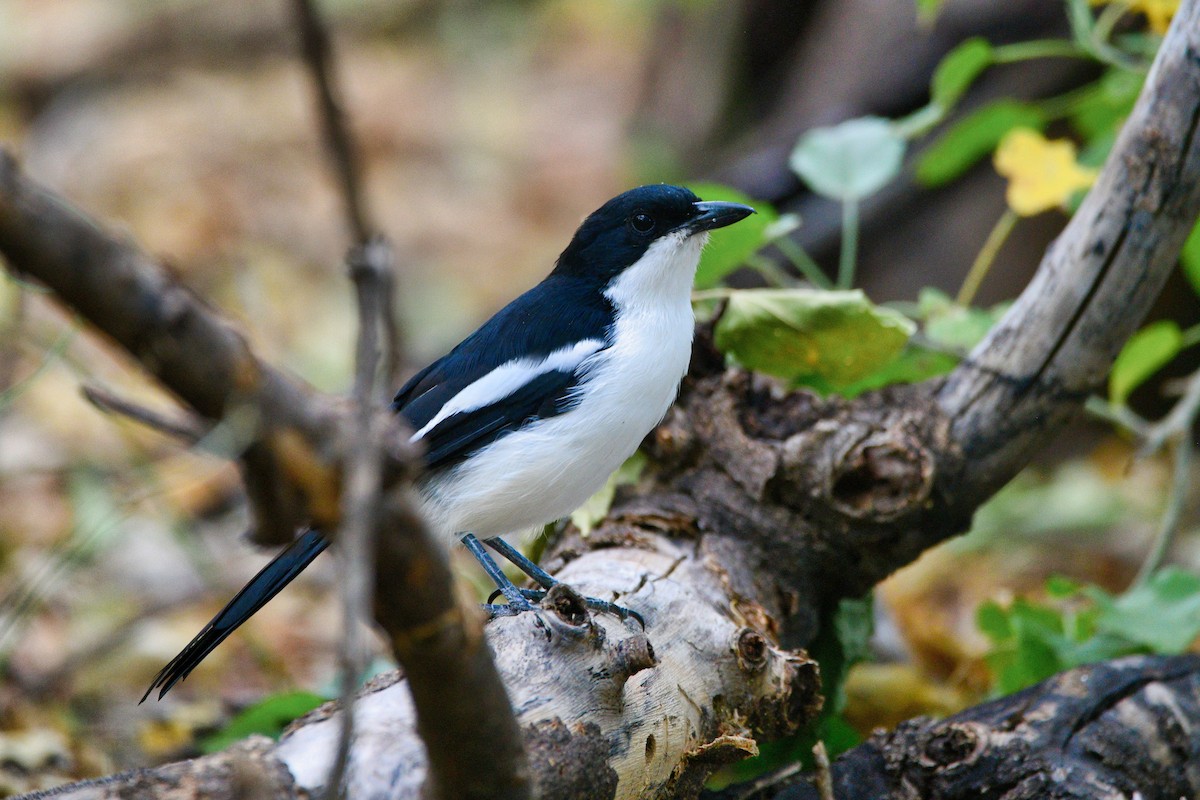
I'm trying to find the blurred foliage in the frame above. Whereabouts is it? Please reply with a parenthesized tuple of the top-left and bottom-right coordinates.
(916, 101, 1048, 187)
(687, 183, 782, 290)
(789, 118, 906, 204)
(978, 568, 1200, 695)
(198, 691, 325, 753)
(1109, 320, 1185, 406)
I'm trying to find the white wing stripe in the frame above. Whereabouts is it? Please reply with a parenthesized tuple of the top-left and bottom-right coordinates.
(410, 338, 605, 442)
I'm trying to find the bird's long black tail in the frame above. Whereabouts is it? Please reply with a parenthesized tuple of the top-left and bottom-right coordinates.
(141, 529, 330, 702)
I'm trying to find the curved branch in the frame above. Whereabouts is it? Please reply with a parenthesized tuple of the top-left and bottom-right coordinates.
(4, 3, 1200, 798)
(938, 0, 1200, 504)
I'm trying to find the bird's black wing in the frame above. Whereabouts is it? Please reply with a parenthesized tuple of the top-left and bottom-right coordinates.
(412, 366, 588, 470)
(392, 274, 614, 470)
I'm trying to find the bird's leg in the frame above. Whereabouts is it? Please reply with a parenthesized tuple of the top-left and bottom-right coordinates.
(483, 536, 644, 627)
(460, 533, 534, 615)
(483, 536, 556, 588)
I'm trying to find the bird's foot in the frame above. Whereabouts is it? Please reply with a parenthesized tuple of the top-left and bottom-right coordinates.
(487, 585, 644, 628)
(481, 600, 534, 618)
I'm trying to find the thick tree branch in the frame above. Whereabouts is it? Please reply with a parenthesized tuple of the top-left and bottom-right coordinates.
(5, 3, 1200, 798)
(740, 655, 1200, 800)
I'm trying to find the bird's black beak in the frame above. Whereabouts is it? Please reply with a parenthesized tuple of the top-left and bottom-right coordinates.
(684, 200, 756, 234)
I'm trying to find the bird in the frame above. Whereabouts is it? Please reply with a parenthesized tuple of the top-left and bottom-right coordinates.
(142, 184, 754, 701)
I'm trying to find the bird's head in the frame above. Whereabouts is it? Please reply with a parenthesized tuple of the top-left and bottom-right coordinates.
(553, 185, 754, 299)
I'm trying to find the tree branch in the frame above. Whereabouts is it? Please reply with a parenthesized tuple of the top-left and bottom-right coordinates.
(731, 655, 1200, 800)
(4, 2, 1200, 797)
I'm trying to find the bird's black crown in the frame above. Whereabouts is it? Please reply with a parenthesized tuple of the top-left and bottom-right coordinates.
(553, 184, 702, 282)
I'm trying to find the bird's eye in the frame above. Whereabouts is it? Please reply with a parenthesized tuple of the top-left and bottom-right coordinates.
(630, 212, 656, 235)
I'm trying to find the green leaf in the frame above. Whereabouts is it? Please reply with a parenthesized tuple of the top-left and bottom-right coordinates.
(686, 183, 778, 290)
(832, 345, 958, 398)
(916, 0, 948, 23)
(977, 569, 1200, 697)
(1108, 320, 1183, 405)
(1045, 574, 1083, 599)
(931, 38, 994, 109)
(1070, 70, 1143, 141)
(714, 289, 915, 391)
(916, 287, 1009, 350)
(979, 598, 1073, 694)
(1180, 218, 1200, 297)
(1090, 568, 1200, 654)
(199, 691, 325, 753)
(976, 600, 1012, 641)
(790, 117, 906, 201)
(915, 100, 1046, 187)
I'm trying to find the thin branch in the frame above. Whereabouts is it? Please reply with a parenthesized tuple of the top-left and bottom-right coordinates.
(81, 383, 207, 443)
(1128, 368, 1200, 585)
(290, 0, 401, 397)
(290, 0, 370, 244)
(326, 240, 392, 800)
(811, 741, 834, 800)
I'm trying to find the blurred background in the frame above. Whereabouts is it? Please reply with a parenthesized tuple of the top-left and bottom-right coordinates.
(0, 0, 1195, 794)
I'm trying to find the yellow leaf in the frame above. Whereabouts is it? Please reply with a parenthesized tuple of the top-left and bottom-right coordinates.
(994, 128, 1097, 216)
(1091, 0, 1178, 34)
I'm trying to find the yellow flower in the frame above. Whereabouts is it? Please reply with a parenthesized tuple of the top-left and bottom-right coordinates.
(1090, 0, 1178, 34)
(993, 129, 1098, 217)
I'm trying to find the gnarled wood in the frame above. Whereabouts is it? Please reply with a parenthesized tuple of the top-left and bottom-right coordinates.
(5, 2, 1200, 798)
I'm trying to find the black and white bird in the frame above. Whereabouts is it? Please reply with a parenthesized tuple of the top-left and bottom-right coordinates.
(144, 184, 754, 700)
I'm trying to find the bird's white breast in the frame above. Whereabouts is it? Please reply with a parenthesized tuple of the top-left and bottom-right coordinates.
(419, 231, 707, 542)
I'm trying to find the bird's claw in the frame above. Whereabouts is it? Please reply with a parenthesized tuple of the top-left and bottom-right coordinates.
(485, 586, 644, 628)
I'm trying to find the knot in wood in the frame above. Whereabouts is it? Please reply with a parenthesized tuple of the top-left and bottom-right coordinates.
(920, 721, 986, 769)
(543, 584, 599, 639)
(734, 628, 768, 672)
(829, 431, 933, 520)
(612, 634, 657, 683)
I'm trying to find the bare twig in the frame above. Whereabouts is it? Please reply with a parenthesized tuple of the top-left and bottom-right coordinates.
(326, 240, 393, 800)
(1124, 368, 1200, 586)
(0, 276, 25, 399)
(287, 0, 421, 792)
(82, 383, 207, 443)
(290, 0, 369, 244)
(290, 0, 400, 396)
(811, 741, 834, 800)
